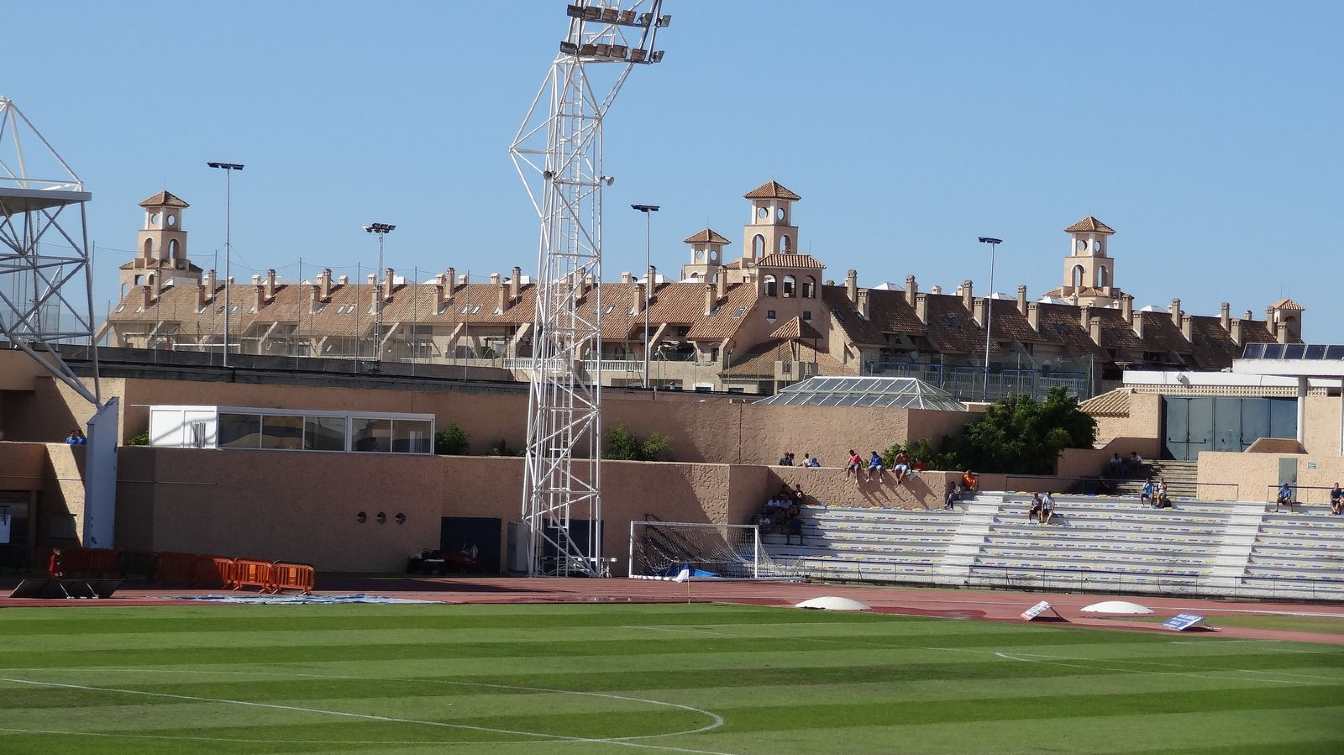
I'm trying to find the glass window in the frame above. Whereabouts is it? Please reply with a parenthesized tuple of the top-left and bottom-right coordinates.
(393, 420, 433, 453)
(304, 416, 346, 451)
(260, 415, 304, 450)
(218, 413, 261, 449)
(351, 417, 392, 452)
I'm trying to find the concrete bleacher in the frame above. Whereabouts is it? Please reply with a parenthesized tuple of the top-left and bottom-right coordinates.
(762, 493, 1344, 601)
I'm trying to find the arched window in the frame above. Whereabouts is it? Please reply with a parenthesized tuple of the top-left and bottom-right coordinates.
(1071, 265, 1084, 289)
(802, 276, 816, 299)
(143, 238, 153, 258)
(779, 234, 791, 252)
(752, 234, 765, 258)
(688, 272, 700, 281)
(782, 275, 796, 298)
(763, 274, 778, 297)
(1094, 265, 1108, 288)
(168, 239, 180, 259)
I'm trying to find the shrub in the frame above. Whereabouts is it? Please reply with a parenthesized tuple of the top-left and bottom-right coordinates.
(127, 431, 150, 446)
(605, 425, 670, 461)
(434, 424, 469, 455)
(881, 438, 958, 471)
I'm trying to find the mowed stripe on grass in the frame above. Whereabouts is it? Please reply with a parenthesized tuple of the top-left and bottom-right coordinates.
(1, 603, 1342, 754)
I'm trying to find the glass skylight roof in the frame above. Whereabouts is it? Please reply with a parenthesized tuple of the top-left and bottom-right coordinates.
(1242, 343, 1344, 360)
(753, 376, 966, 411)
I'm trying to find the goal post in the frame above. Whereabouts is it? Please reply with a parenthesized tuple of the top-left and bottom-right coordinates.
(628, 521, 763, 580)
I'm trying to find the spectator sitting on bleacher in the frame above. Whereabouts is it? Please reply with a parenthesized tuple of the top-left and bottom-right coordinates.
(1155, 479, 1173, 509)
(961, 470, 979, 492)
(1040, 492, 1057, 524)
(778, 451, 794, 466)
(1027, 493, 1044, 522)
(1331, 482, 1343, 516)
(803, 453, 821, 468)
(1105, 453, 1124, 477)
(866, 451, 886, 482)
(944, 481, 960, 510)
(1276, 482, 1297, 512)
(1125, 452, 1144, 476)
(893, 451, 911, 483)
(1140, 479, 1155, 506)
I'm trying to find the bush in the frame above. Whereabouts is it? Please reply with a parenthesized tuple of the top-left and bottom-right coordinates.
(945, 387, 1096, 475)
(881, 438, 959, 471)
(434, 424, 469, 455)
(605, 424, 670, 461)
(127, 431, 149, 446)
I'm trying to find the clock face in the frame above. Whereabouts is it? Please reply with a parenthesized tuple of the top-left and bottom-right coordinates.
(1093, 239, 1104, 252)
(1075, 239, 1086, 252)
(757, 207, 768, 220)
(709, 250, 718, 262)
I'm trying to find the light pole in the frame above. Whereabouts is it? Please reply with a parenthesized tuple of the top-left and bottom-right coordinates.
(207, 162, 243, 366)
(363, 223, 395, 361)
(631, 204, 659, 389)
(977, 236, 1002, 401)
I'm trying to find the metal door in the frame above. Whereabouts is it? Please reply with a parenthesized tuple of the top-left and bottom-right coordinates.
(1240, 399, 1271, 450)
(1277, 457, 1298, 488)
(1186, 398, 1215, 460)
(1213, 398, 1242, 452)
(1162, 397, 1189, 460)
(1269, 398, 1298, 440)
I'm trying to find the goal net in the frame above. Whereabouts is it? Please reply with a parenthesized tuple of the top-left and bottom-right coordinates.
(628, 521, 764, 580)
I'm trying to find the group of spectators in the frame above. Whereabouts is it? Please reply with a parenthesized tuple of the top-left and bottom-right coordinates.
(943, 470, 978, 510)
(1140, 478, 1173, 509)
(753, 484, 806, 544)
(1104, 452, 1147, 478)
(776, 451, 822, 468)
(843, 449, 926, 484)
(1026, 492, 1057, 523)
(64, 428, 87, 446)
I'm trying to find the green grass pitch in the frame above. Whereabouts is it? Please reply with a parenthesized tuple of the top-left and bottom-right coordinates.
(2, 602, 1342, 754)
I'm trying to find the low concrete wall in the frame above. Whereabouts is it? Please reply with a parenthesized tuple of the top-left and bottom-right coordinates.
(1199, 450, 1344, 503)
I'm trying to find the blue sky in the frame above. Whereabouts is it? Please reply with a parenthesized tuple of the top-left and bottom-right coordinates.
(8, 1, 1341, 339)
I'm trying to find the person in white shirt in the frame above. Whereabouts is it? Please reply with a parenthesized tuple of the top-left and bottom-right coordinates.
(1040, 492, 1056, 524)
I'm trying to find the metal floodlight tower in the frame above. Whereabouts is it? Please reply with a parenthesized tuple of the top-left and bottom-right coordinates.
(0, 97, 101, 406)
(510, 1, 669, 576)
(363, 222, 395, 360)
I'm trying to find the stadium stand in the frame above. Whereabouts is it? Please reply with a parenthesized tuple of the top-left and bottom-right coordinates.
(763, 494, 1344, 600)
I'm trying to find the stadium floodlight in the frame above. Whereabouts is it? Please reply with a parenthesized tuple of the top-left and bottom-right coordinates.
(207, 161, 244, 367)
(977, 236, 1003, 401)
(363, 222, 395, 360)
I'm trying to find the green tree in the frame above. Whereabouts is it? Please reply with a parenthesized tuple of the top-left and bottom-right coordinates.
(947, 387, 1096, 474)
(434, 424, 469, 455)
(127, 431, 150, 446)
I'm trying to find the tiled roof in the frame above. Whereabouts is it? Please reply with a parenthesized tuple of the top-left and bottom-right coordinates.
(756, 253, 824, 270)
(1064, 215, 1115, 234)
(1133, 311, 1191, 356)
(683, 228, 731, 245)
(1081, 388, 1131, 417)
(139, 190, 189, 208)
(743, 180, 800, 201)
(118, 259, 203, 273)
(721, 339, 845, 378)
(768, 316, 822, 341)
(686, 282, 758, 341)
(1270, 297, 1304, 311)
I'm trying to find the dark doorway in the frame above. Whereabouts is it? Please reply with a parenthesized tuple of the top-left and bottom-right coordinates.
(542, 519, 604, 575)
(439, 517, 501, 574)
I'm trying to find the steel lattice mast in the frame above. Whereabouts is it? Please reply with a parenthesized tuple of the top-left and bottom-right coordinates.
(510, 2, 668, 576)
(0, 97, 101, 406)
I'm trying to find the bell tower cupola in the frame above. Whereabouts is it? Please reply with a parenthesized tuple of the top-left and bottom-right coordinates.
(680, 228, 730, 282)
(122, 190, 200, 291)
(1059, 215, 1117, 306)
(741, 179, 800, 264)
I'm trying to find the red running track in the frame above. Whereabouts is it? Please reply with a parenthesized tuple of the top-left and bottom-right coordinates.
(4, 576, 1342, 646)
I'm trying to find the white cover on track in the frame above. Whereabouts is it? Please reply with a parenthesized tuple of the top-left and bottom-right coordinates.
(795, 596, 871, 611)
(1080, 600, 1153, 615)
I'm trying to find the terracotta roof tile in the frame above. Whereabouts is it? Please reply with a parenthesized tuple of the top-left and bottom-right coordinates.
(139, 190, 189, 208)
(1064, 215, 1115, 234)
(743, 180, 800, 201)
(1081, 388, 1131, 417)
(768, 316, 822, 341)
(756, 253, 824, 269)
(721, 339, 845, 378)
(682, 228, 731, 245)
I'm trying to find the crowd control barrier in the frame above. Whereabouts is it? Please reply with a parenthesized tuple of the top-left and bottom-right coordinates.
(36, 547, 316, 594)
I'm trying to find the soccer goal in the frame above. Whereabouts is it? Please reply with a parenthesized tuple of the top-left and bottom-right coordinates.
(628, 521, 764, 580)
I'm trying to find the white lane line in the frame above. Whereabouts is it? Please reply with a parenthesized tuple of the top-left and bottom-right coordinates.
(992, 651, 1310, 686)
(1, 677, 734, 755)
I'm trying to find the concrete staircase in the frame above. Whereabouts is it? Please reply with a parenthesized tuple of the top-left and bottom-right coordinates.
(1149, 460, 1199, 498)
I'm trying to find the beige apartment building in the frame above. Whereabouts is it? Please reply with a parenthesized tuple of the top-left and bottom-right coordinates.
(103, 182, 1303, 396)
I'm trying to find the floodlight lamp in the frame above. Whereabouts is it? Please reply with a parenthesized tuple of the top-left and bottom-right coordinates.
(977, 236, 1002, 245)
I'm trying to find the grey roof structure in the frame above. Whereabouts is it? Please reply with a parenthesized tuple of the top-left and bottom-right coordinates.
(754, 376, 966, 411)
